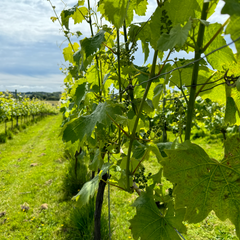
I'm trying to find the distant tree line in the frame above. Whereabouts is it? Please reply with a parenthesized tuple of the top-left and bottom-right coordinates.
(5, 91, 62, 101)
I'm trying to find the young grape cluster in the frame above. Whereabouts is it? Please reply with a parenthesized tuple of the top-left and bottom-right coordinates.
(134, 167, 152, 189)
(120, 42, 138, 66)
(160, 9, 172, 35)
(123, 99, 131, 111)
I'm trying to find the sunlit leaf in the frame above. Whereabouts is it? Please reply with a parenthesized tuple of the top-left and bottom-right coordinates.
(72, 163, 111, 208)
(161, 136, 240, 238)
(130, 189, 186, 240)
(62, 101, 122, 143)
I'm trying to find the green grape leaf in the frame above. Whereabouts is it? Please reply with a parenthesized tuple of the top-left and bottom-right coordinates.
(71, 82, 87, 107)
(236, 77, 240, 91)
(146, 143, 163, 163)
(81, 30, 105, 59)
(61, 6, 76, 30)
(129, 189, 186, 240)
(157, 20, 192, 52)
(225, 15, 240, 54)
(128, 22, 152, 59)
(161, 136, 240, 238)
(143, 99, 154, 113)
(117, 170, 133, 190)
(73, 49, 82, 67)
(72, 163, 111, 208)
(151, 168, 163, 185)
(71, 6, 88, 24)
(164, 0, 200, 25)
(156, 142, 173, 157)
(103, 72, 111, 85)
(152, 84, 163, 109)
(200, 81, 226, 104)
(85, 65, 100, 85)
(98, 0, 147, 28)
(141, 41, 150, 63)
(98, 0, 130, 28)
(61, 5, 87, 29)
(225, 96, 237, 124)
(169, 64, 214, 94)
(78, 0, 85, 6)
(221, 0, 240, 16)
(198, 19, 210, 26)
(120, 157, 140, 174)
(62, 101, 122, 143)
(132, 141, 147, 160)
(232, 88, 240, 113)
(115, 115, 129, 126)
(203, 23, 236, 70)
(149, 7, 166, 49)
(132, 0, 148, 16)
(63, 43, 79, 63)
(89, 149, 103, 172)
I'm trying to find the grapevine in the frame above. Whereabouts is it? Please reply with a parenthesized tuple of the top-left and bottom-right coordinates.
(49, 0, 240, 239)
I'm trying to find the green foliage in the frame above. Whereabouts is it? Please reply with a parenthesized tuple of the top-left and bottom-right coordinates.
(98, 0, 130, 29)
(62, 101, 122, 143)
(164, 0, 200, 25)
(203, 23, 236, 70)
(225, 15, 240, 54)
(98, 0, 148, 28)
(70, 198, 109, 240)
(81, 30, 106, 58)
(225, 97, 237, 124)
(49, 0, 240, 239)
(222, 0, 240, 16)
(157, 20, 192, 51)
(72, 163, 111, 208)
(63, 143, 90, 196)
(61, 4, 88, 30)
(0, 92, 58, 123)
(130, 189, 186, 240)
(161, 136, 240, 238)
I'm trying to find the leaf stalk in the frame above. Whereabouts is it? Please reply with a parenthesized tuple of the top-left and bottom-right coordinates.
(126, 50, 159, 191)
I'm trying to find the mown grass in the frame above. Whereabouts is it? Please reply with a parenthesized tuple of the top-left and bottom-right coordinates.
(0, 115, 46, 143)
(0, 114, 80, 239)
(0, 116, 238, 239)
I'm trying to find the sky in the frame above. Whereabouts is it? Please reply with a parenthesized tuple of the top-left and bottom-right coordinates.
(0, 0, 231, 93)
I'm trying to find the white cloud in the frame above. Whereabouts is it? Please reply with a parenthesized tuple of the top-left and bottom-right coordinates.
(0, 0, 236, 93)
(0, 73, 65, 92)
(1, 0, 90, 43)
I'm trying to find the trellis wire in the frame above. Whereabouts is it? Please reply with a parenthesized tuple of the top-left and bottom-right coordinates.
(159, 210, 186, 240)
(108, 152, 111, 240)
(134, 36, 240, 88)
(106, 36, 240, 103)
(175, 228, 187, 240)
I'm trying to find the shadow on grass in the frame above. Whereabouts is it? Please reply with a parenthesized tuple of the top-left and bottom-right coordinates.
(59, 147, 110, 240)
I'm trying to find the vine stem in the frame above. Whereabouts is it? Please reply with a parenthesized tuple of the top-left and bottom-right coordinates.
(126, 50, 159, 191)
(185, 1, 210, 141)
(195, 72, 217, 98)
(48, 0, 75, 53)
(117, 29, 122, 102)
(87, 0, 102, 96)
(202, 17, 230, 53)
(175, 61, 188, 104)
(123, 20, 129, 52)
(117, 29, 122, 152)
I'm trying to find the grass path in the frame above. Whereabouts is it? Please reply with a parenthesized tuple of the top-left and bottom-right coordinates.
(0, 114, 74, 240)
(0, 115, 238, 240)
